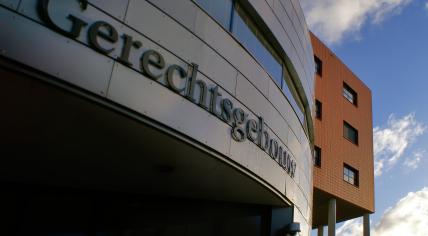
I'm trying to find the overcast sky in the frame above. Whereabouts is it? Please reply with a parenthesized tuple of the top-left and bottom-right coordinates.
(301, 0, 428, 235)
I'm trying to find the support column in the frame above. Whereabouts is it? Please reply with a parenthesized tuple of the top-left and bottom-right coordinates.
(328, 198, 336, 236)
(363, 214, 370, 236)
(317, 225, 324, 236)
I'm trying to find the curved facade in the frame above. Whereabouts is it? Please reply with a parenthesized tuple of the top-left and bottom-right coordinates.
(0, 0, 315, 235)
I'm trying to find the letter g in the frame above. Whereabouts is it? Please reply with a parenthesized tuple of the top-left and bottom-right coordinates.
(38, 0, 88, 38)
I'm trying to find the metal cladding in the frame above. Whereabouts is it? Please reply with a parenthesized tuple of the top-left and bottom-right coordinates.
(0, 0, 315, 235)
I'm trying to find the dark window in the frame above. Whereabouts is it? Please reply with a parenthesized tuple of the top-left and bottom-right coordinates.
(314, 56, 322, 76)
(344, 164, 359, 186)
(343, 121, 358, 145)
(343, 83, 358, 106)
(314, 146, 321, 167)
(195, 0, 233, 29)
(315, 100, 322, 119)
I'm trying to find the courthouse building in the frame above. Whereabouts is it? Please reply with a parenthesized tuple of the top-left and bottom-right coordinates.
(0, 0, 316, 235)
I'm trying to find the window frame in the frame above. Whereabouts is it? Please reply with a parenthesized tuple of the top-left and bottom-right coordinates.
(314, 146, 321, 167)
(343, 164, 359, 187)
(314, 55, 322, 77)
(343, 82, 358, 106)
(315, 99, 322, 120)
(343, 121, 359, 145)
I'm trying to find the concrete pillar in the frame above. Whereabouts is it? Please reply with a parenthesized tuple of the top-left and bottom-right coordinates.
(328, 199, 336, 236)
(363, 214, 370, 236)
(317, 225, 324, 236)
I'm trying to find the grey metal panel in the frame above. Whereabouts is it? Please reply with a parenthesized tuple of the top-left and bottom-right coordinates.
(294, 189, 308, 222)
(229, 126, 287, 194)
(191, 42, 238, 94)
(89, 0, 129, 21)
(268, 79, 301, 140)
(273, 0, 316, 97)
(107, 63, 232, 156)
(191, 0, 311, 109)
(303, 143, 313, 179)
(248, 0, 312, 94)
(267, 108, 290, 148)
(18, 0, 125, 61)
(285, 174, 311, 223)
(278, 0, 312, 67)
(294, 201, 310, 236)
(125, 0, 237, 94)
(291, 0, 310, 45)
(298, 118, 311, 146)
(236, 74, 291, 148)
(271, 0, 303, 66)
(0, 8, 113, 96)
(287, 132, 303, 167)
(278, 0, 313, 71)
(193, 8, 270, 97)
(19, 0, 129, 22)
(251, 0, 315, 114)
(234, 54, 270, 98)
(277, 0, 315, 91)
(147, 0, 198, 32)
(235, 73, 271, 123)
(273, 0, 312, 78)
(298, 168, 310, 202)
(0, 0, 20, 10)
(265, 0, 274, 8)
(18, 0, 41, 20)
(285, 175, 297, 203)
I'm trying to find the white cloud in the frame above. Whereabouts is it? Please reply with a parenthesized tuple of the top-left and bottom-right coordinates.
(301, 0, 412, 44)
(375, 187, 428, 235)
(337, 218, 364, 236)
(404, 150, 424, 169)
(337, 187, 428, 236)
(373, 113, 425, 176)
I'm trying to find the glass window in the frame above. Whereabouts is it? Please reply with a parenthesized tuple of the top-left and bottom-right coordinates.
(195, 0, 233, 29)
(315, 100, 322, 119)
(343, 121, 358, 145)
(314, 56, 322, 76)
(314, 146, 321, 167)
(231, 5, 283, 86)
(343, 83, 358, 105)
(283, 70, 305, 123)
(344, 164, 359, 186)
(195, 0, 306, 127)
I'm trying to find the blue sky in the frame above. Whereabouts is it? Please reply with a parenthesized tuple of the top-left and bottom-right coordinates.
(301, 0, 428, 235)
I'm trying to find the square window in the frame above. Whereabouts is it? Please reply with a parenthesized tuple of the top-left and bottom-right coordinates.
(343, 121, 358, 145)
(314, 56, 322, 76)
(314, 146, 321, 167)
(343, 82, 358, 106)
(344, 164, 359, 187)
(315, 100, 322, 120)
